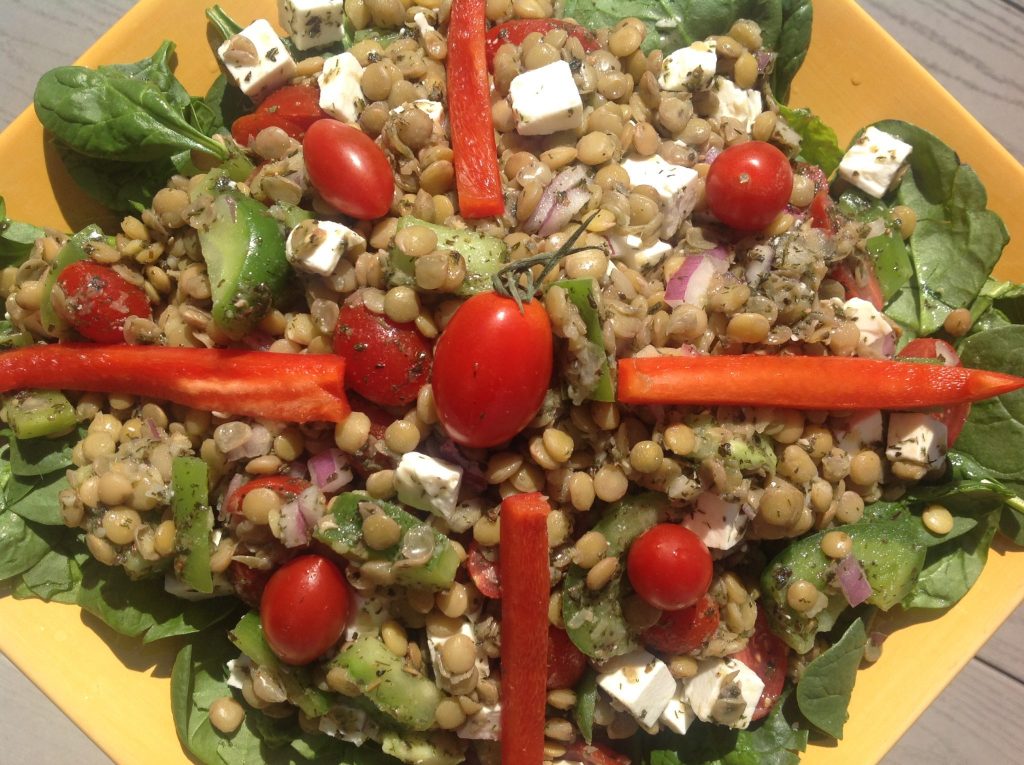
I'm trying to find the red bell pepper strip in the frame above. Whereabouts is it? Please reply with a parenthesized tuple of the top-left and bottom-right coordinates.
(485, 19, 600, 70)
(447, 0, 505, 218)
(617, 355, 1024, 410)
(499, 491, 550, 765)
(0, 344, 350, 423)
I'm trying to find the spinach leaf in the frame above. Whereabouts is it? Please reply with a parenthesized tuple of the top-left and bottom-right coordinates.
(6, 469, 70, 525)
(777, 105, 841, 175)
(574, 668, 598, 744)
(15, 546, 85, 603)
(99, 40, 192, 112)
(795, 618, 866, 739)
(0, 509, 50, 580)
(833, 188, 913, 301)
(903, 509, 999, 609)
(0, 196, 48, 267)
(999, 505, 1024, 545)
(968, 277, 1024, 332)
(771, 0, 812, 103)
(7, 428, 78, 477)
(202, 74, 251, 134)
(57, 145, 178, 214)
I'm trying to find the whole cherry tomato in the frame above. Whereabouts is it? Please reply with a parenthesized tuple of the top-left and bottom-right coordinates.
(642, 592, 720, 655)
(432, 293, 553, 448)
(706, 141, 794, 231)
(898, 338, 970, 445)
(303, 119, 394, 220)
(260, 554, 351, 665)
(333, 303, 432, 407)
(547, 626, 588, 690)
(626, 524, 713, 611)
(729, 609, 789, 721)
(53, 261, 151, 343)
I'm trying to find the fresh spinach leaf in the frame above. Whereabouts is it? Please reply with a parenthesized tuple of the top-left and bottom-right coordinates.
(574, 668, 598, 744)
(0, 509, 51, 580)
(99, 40, 192, 112)
(58, 144, 178, 213)
(778, 105, 841, 175)
(771, 0, 812, 103)
(1000, 505, 1024, 545)
(968, 277, 1024, 332)
(866, 233, 913, 303)
(7, 428, 78, 477)
(15, 545, 86, 603)
(795, 618, 866, 739)
(202, 74, 251, 134)
(6, 469, 70, 525)
(0, 196, 48, 267)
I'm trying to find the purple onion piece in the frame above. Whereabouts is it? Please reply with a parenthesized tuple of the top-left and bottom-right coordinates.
(278, 499, 310, 548)
(665, 254, 730, 307)
(523, 164, 589, 234)
(539, 184, 591, 237)
(704, 146, 722, 165)
(836, 555, 872, 607)
(756, 50, 777, 74)
(307, 448, 353, 494)
(222, 473, 246, 516)
(428, 435, 487, 495)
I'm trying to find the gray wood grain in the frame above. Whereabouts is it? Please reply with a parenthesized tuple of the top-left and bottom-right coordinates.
(0, 1, 1021, 764)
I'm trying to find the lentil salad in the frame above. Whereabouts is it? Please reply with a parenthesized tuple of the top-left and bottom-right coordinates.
(2, 1, 1024, 765)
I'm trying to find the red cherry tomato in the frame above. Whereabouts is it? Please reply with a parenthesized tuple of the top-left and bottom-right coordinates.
(829, 258, 885, 311)
(225, 475, 312, 516)
(259, 85, 326, 129)
(260, 554, 351, 665)
(53, 261, 151, 344)
(729, 609, 789, 721)
(809, 190, 837, 231)
(229, 560, 275, 609)
(231, 111, 304, 146)
(485, 19, 599, 70)
(626, 524, 713, 611)
(432, 293, 553, 448)
(547, 627, 588, 690)
(303, 119, 395, 220)
(467, 541, 501, 599)
(706, 141, 794, 231)
(898, 338, 970, 445)
(563, 740, 631, 765)
(642, 593, 720, 654)
(333, 303, 432, 407)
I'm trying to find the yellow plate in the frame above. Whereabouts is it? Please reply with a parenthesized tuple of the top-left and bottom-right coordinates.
(1, 1, 1022, 763)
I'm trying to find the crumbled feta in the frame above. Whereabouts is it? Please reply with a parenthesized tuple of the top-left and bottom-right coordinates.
(838, 126, 913, 198)
(597, 650, 676, 727)
(277, 0, 345, 51)
(344, 591, 390, 642)
(413, 11, 435, 38)
(217, 19, 296, 102)
(392, 99, 446, 133)
(622, 154, 701, 238)
(607, 231, 673, 271)
(833, 409, 883, 454)
(286, 220, 366, 276)
(509, 60, 584, 136)
(457, 701, 501, 740)
(659, 40, 718, 91)
(684, 657, 764, 729)
(320, 706, 378, 746)
(426, 621, 489, 692)
(886, 412, 947, 469)
(318, 52, 365, 123)
(225, 656, 251, 690)
(711, 77, 763, 133)
(395, 451, 463, 521)
(843, 297, 897, 358)
(683, 493, 747, 551)
(660, 684, 697, 735)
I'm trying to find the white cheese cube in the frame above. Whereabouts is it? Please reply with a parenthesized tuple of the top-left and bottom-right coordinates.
(660, 684, 697, 735)
(320, 706, 377, 746)
(286, 220, 365, 276)
(886, 412, 947, 469)
(838, 126, 913, 198)
(684, 658, 764, 730)
(832, 409, 883, 455)
(683, 493, 747, 551)
(659, 40, 718, 91)
(842, 297, 896, 358)
(344, 591, 390, 642)
(509, 60, 584, 136)
(622, 154, 700, 238)
(391, 99, 446, 133)
(711, 77, 763, 133)
(607, 232, 672, 271)
(395, 451, 463, 521)
(318, 52, 365, 123)
(457, 702, 501, 740)
(277, 0, 345, 51)
(225, 656, 251, 690)
(217, 19, 297, 102)
(597, 650, 676, 727)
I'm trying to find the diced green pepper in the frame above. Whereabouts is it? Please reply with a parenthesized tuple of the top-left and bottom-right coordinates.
(171, 456, 213, 594)
(39, 224, 106, 334)
(389, 217, 508, 296)
(380, 730, 466, 765)
(0, 320, 31, 349)
(3, 390, 76, 439)
(553, 277, 614, 402)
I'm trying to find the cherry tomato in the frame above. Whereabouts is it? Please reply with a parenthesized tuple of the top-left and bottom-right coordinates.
(626, 524, 713, 611)
(547, 626, 588, 690)
(225, 475, 312, 516)
(729, 609, 789, 721)
(830, 258, 885, 310)
(467, 541, 501, 599)
(432, 293, 553, 448)
(259, 85, 326, 129)
(260, 554, 351, 665)
(809, 190, 837, 231)
(231, 111, 304, 145)
(563, 740, 631, 765)
(53, 261, 151, 344)
(303, 119, 394, 220)
(898, 338, 970, 445)
(485, 20, 599, 70)
(706, 141, 794, 231)
(333, 303, 432, 407)
(642, 593, 720, 654)
(229, 560, 275, 609)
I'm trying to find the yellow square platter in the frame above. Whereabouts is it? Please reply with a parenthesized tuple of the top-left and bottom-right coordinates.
(1, 1, 1023, 763)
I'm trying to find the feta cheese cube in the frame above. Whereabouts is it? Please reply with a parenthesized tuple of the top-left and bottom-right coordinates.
(395, 451, 463, 521)
(684, 658, 764, 729)
(392, 99, 446, 133)
(597, 650, 676, 727)
(660, 684, 697, 734)
(659, 40, 718, 92)
(683, 493, 747, 551)
(286, 220, 365, 276)
(217, 19, 296, 102)
(838, 126, 913, 198)
(832, 409, 883, 454)
(318, 52, 365, 123)
(843, 297, 896, 358)
(225, 656, 251, 690)
(344, 591, 390, 642)
(607, 231, 672, 271)
(509, 60, 584, 136)
(886, 412, 947, 469)
(622, 155, 700, 238)
(457, 701, 501, 740)
(277, 0, 345, 51)
(711, 77, 763, 133)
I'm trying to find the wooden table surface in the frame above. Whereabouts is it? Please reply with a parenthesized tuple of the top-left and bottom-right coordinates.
(0, 1, 1021, 763)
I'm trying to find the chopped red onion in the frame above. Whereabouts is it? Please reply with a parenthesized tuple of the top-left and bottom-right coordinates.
(296, 485, 325, 527)
(144, 418, 162, 440)
(836, 555, 872, 606)
(665, 250, 730, 308)
(225, 425, 273, 462)
(222, 473, 246, 516)
(744, 244, 775, 286)
(308, 448, 353, 494)
(704, 146, 722, 165)
(540, 184, 591, 237)
(278, 498, 309, 548)
(756, 50, 777, 74)
(523, 164, 589, 235)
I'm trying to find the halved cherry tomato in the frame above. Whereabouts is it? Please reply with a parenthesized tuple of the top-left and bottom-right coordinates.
(432, 293, 553, 448)
(898, 338, 970, 445)
(467, 541, 501, 599)
(830, 258, 885, 310)
(485, 19, 600, 70)
(547, 626, 588, 690)
(260, 554, 351, 665)
(231, 85, 326, 145)
(563, 740, 631, 765)
(303, 119, 395, 220)
(729, 609, 789, 721)
(53, 261, 151, 344)
(809, 190, 837, 231)
(225, 475, 312, 516)
(229, 560, 275, 609)
(626, 524, 713, 611)
(333, 303, 432, 407)
(706, 141, 794, 231)
(642, 592, 720, 655)
(231, 111, 304, 146)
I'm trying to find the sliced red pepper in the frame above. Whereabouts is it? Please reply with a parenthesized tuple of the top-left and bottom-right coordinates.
(563, 740, 631, 765)
(617, 355, 1024, 410)
(499, 491, 550, 765)
(485, 19, 600, 70)
(225, 475, 312, 516)
(0, 344, 350, 423)
(447, 0, 505, 218)
(898, 338, 971, 445)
